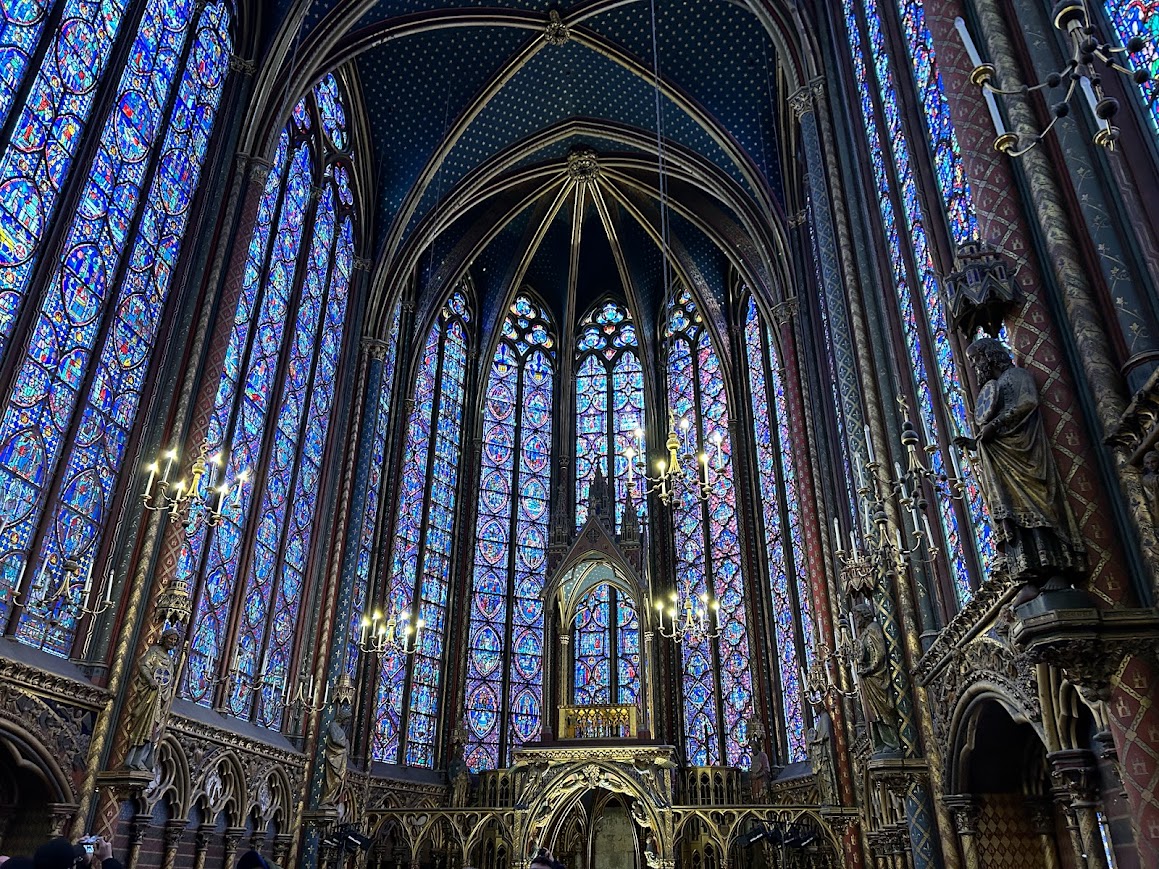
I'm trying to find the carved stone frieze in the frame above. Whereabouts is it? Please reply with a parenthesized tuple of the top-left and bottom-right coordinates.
(924, 636, 1041, 755)
(1011, 601, 1159, 705)
(0, 658, 107, 801)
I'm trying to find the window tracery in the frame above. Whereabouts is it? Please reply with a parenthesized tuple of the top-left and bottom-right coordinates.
(179, 74, 355, 729)
(572, 584, 640, 708)
(463, 293, 554, 772)
(743, 298, 812, 762)
(0, 1, 231, 655)
(666, 288, 753, 769)
(1105, 0, 1159, 133)
(574, 300, 647, 531)
(373, 290, 471, 768)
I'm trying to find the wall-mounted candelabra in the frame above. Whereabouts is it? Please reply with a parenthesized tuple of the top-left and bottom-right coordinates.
(845, 401, 970, 579)
(625, 412, 723, 507)
(801, 619, 859, 707)
(653, 566, 722, 645)
(956, 4, 1152, 156)
(357, 605, 424, 657)
(142, 440, 248, 532)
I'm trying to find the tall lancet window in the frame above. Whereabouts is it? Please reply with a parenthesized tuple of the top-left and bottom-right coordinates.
(464, 294, 554, 772)
(373, 290, 471, 768)
(574, 300, 647, 530)
(743, 298, 814, 762)
(666, 288, 754, 768)
(843, 0, 992, 606)
(179, 74, 356, 729)
(0, 2, 231, 655)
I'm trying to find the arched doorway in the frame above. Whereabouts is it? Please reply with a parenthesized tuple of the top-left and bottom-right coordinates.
(952, 699, 1063, 868)
(0, 724, 75, 855)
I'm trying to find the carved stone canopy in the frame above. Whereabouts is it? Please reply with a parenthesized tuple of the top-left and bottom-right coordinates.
(1011, 591, 1159, 704)
(942, 241, 1022, 339)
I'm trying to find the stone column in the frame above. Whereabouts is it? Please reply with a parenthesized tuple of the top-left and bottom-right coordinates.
(161, 819, 184, 869)
(125, 814, 151, 869)
(943, 796, 981, 869)
(223, 827, 245, 868)
(1051, 750, 1109, 869)
(558, 633, 571, 714)
(47, 803, 76, 837)
(192, 822, 214, 869)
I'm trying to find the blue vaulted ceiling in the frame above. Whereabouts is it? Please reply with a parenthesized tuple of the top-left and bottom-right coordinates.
(273, 0, 795, 342)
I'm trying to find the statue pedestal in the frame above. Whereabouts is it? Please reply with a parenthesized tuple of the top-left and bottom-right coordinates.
(96, 769, 156, 799)
(1012, 599, 1159, 701)
(302, 807, 340, 832)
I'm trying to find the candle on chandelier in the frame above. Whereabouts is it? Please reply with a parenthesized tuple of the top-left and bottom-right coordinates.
(234, 471, 248, 507)
(161, 449, 177, 485)
(864, 425, 876, 465)
(80, 560, 93, 599)
(143, 462, 158, 499)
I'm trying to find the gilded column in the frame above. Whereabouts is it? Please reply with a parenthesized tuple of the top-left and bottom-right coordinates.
(301, 325, 384, 867)
(1027, 799, 1062, 869)
(942, 796, 980, 869)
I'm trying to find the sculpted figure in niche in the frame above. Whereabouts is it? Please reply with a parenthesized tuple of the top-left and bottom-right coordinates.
(123, 628, 180, 771)
(852, 603, 900, 754)
(748, 733, 771, 802)
(806, 712, 837, 805)
(954, 338, 1086, 604)
(321, 695, 352, 809)
(448, 726, 471, 807)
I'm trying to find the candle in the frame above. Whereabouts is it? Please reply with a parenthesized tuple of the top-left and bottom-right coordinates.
(13, 559, 24, 592)
(233, 471, 248, 506)
(832, 517, 842, 553)
(102, 569, 113, 605)
(35, 557, 47, 591)
(954, 17, 984, 67)
(81, 560, 93, 599)
(359, 615, 369, 644)
(922, 514, 936, 545)
(143, 462, 158, 499)
(216, 484, 229, 514)
(849, 528, 858, 554)
(864, 425, 876, 464)
(206, 453, 221, 492)
(949, 442, 964, 482)
(856, 462, 867, 492)
(415, 618, 424, 648)
(161, 449, 176, 484)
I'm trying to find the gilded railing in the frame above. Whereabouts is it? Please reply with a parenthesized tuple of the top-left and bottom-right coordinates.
(558, 703, 638, 739)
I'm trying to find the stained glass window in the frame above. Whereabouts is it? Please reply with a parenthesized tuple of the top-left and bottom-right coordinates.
(572, 584, 640, 708)
(843, 0, 992, 605)
(574, 300, 646, 531)
(666, 288, 754, 768)
(0, 2, 231, 655)
(464, 294, 554, 772)
(1104, 0, 1159, 135)
(743, 298, 813, 762)
(373, 290, 471, 768)
(0, 0, 136, 359)
(179, 77, 357, 728)
(346, 302, 403, 680)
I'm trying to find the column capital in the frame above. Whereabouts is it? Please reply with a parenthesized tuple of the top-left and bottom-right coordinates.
(942, 794, 981, 836)
(362, 336, 390, 360)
